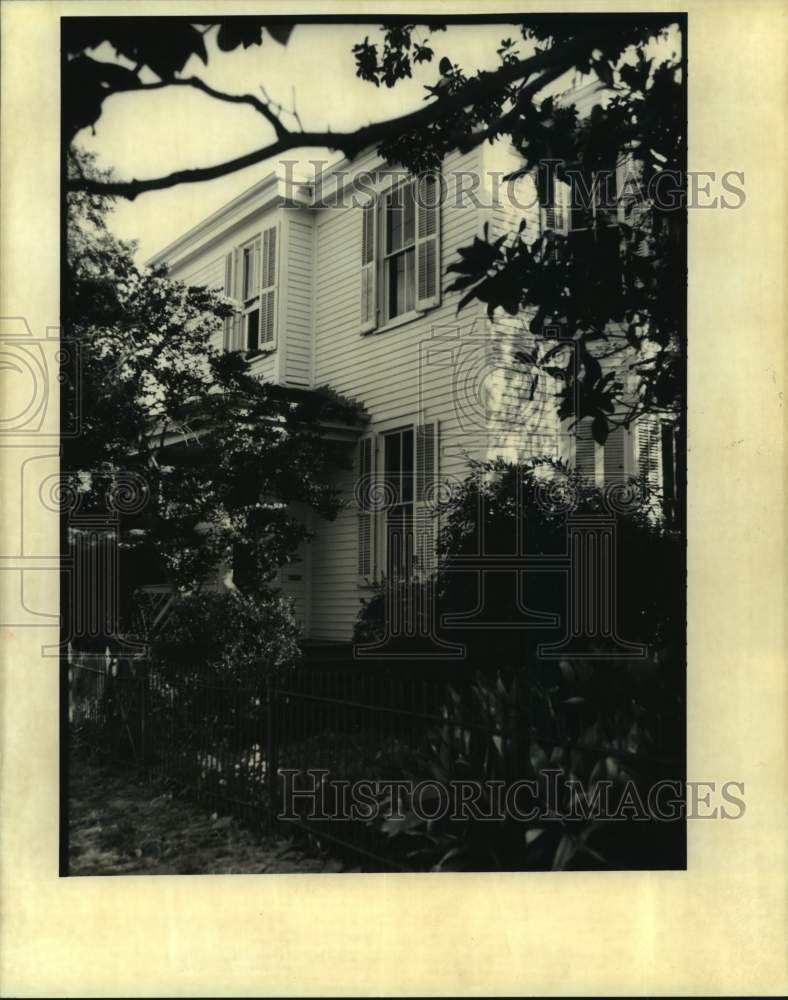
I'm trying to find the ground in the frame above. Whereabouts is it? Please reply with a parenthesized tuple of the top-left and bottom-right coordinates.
(67, 747, 353, 875)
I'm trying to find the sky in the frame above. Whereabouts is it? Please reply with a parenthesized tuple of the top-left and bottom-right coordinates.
(78, 22, 531, 263)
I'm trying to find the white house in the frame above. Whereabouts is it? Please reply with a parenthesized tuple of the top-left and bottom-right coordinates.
(149, 79, 676, 644)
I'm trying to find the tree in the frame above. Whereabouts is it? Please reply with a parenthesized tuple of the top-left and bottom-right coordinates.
(63, 15, 685, 498)
(65, 150, 367, 599)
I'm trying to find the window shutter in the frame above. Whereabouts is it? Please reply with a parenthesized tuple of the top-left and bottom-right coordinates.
(541, 177, 570, 235)
(603, 425, 627, 484)
(414, 174, 441, 311)
(357, 434, 375, 578)
(637, 415, 662, 492)
(223, 251, 239, 352)
(259, 225, 278, 347)
(360, 201, 377, 333)
(616, 152, 643, 225)
(574, 417, 598, 483)
(414, 421, 439, 578)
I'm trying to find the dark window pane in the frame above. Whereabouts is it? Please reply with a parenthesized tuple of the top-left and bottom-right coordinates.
(402, 181, 415, 246)
(401, 428, 414, 502)
(387, 503, 414, 578)
(246, 309, 259, 352)
(404, 247, 415, 313)
(388, 253, 406, 318)
(386, 196, 402, 254)
(385, 431, 402, 503)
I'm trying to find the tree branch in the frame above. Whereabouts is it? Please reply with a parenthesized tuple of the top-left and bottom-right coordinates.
(68, 31, 608, 201)
(175, 76, 289, 136)
(131, 75, 289, 137)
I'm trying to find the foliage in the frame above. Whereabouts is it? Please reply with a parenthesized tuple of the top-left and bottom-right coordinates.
(371, 664, 684, 871)
(355, 457, 683, 662)
(65, 149, 367, 597)
(353, 458, 684, 869)
(64, 16, 686, 449)
(145, 588, 301, 681)
(62, 17, 294, 143)
(368, 19, 685, 443)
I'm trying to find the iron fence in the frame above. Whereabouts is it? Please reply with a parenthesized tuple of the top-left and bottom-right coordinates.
(68, 652, 683, 871)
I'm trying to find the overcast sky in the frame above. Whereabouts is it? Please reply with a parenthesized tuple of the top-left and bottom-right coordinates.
(78, 22, 531, 263)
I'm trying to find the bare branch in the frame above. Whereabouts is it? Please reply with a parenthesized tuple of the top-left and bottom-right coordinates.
(135, 75, 289, 137)
(68, 31, 608, 201)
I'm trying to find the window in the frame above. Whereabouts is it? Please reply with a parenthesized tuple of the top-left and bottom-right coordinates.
(568, 165, 619, 232)
(241, 236, 262, 352)
(357, 422, 439, 581)
(384, 427, 415, 578)
(360, 174, 441, 333)
(541, 170, 571, 235)
(540, 157, 639, 237)
(223, 224, 278, 354)
(573, 416, 631, 486)
(383, 181, 416, 320)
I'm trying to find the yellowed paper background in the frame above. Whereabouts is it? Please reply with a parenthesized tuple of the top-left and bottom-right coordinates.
(1, 1, 785, 995)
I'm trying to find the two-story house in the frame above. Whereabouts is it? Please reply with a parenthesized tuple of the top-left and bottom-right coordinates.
(149, 78, 677, 645)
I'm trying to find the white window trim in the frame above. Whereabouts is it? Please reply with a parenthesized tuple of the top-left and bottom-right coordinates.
(359, 172, 442, 336)
(356, 412, 440, 587)
(224, 221, 280, 358)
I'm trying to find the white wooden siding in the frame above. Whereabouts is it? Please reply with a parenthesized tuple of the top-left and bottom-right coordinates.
(308, 147, 492, 641)
(283, 215, 314, 386)
(179, 254, 225, 351)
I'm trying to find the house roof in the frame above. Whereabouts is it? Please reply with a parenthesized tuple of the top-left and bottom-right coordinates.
(146, 168, 313, 269)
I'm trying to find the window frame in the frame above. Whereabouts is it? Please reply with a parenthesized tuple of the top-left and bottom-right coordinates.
(382, 425, 416, 579)
(381, 179, 418, 324)
(224, 223, 279, 358)
(360, 171, 442, 335)
(240, 234, 263, 355)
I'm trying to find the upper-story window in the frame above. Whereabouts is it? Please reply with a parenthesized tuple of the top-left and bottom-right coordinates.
(360, 173, 441, 334)
(540, 154, 641, 237)
(223, 223, 278, 356)
(383, 180, 416, 320)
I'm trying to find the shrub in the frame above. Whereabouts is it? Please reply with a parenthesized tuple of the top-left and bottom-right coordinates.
(354, 458, 685, 870)
(150, 588, 302, 682)
(355, 457, 683, 667)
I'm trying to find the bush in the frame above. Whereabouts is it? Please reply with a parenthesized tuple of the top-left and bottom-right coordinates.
(353, 458, 685, 870)
(355, 457, 683, 667)
(150, 588, 302, 682)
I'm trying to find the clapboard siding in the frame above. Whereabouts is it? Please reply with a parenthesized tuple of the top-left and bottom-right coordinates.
(156, 142, 571, 643)
(179, 255, 226, 351)
(283, 214, 314, 386)
(308, 147, 491, 640)
(476, 142, 566, 464)
(181, 254, 225, 291)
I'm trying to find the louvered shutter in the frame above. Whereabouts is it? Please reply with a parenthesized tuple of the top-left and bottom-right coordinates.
(357, 435, 375, 578)
(223, 251, 242, 352)
(542, 176, 571, 235)
(637, 415, 662, 493)
(616, 152, 644, 225)
(414, 421, 439, 578)
(360, 201, 377, 333)
(259, 225, 277, 347)
(414, 173, 441, 311)
(603, 425, 627, 484)
(574, 417, 599, 484)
